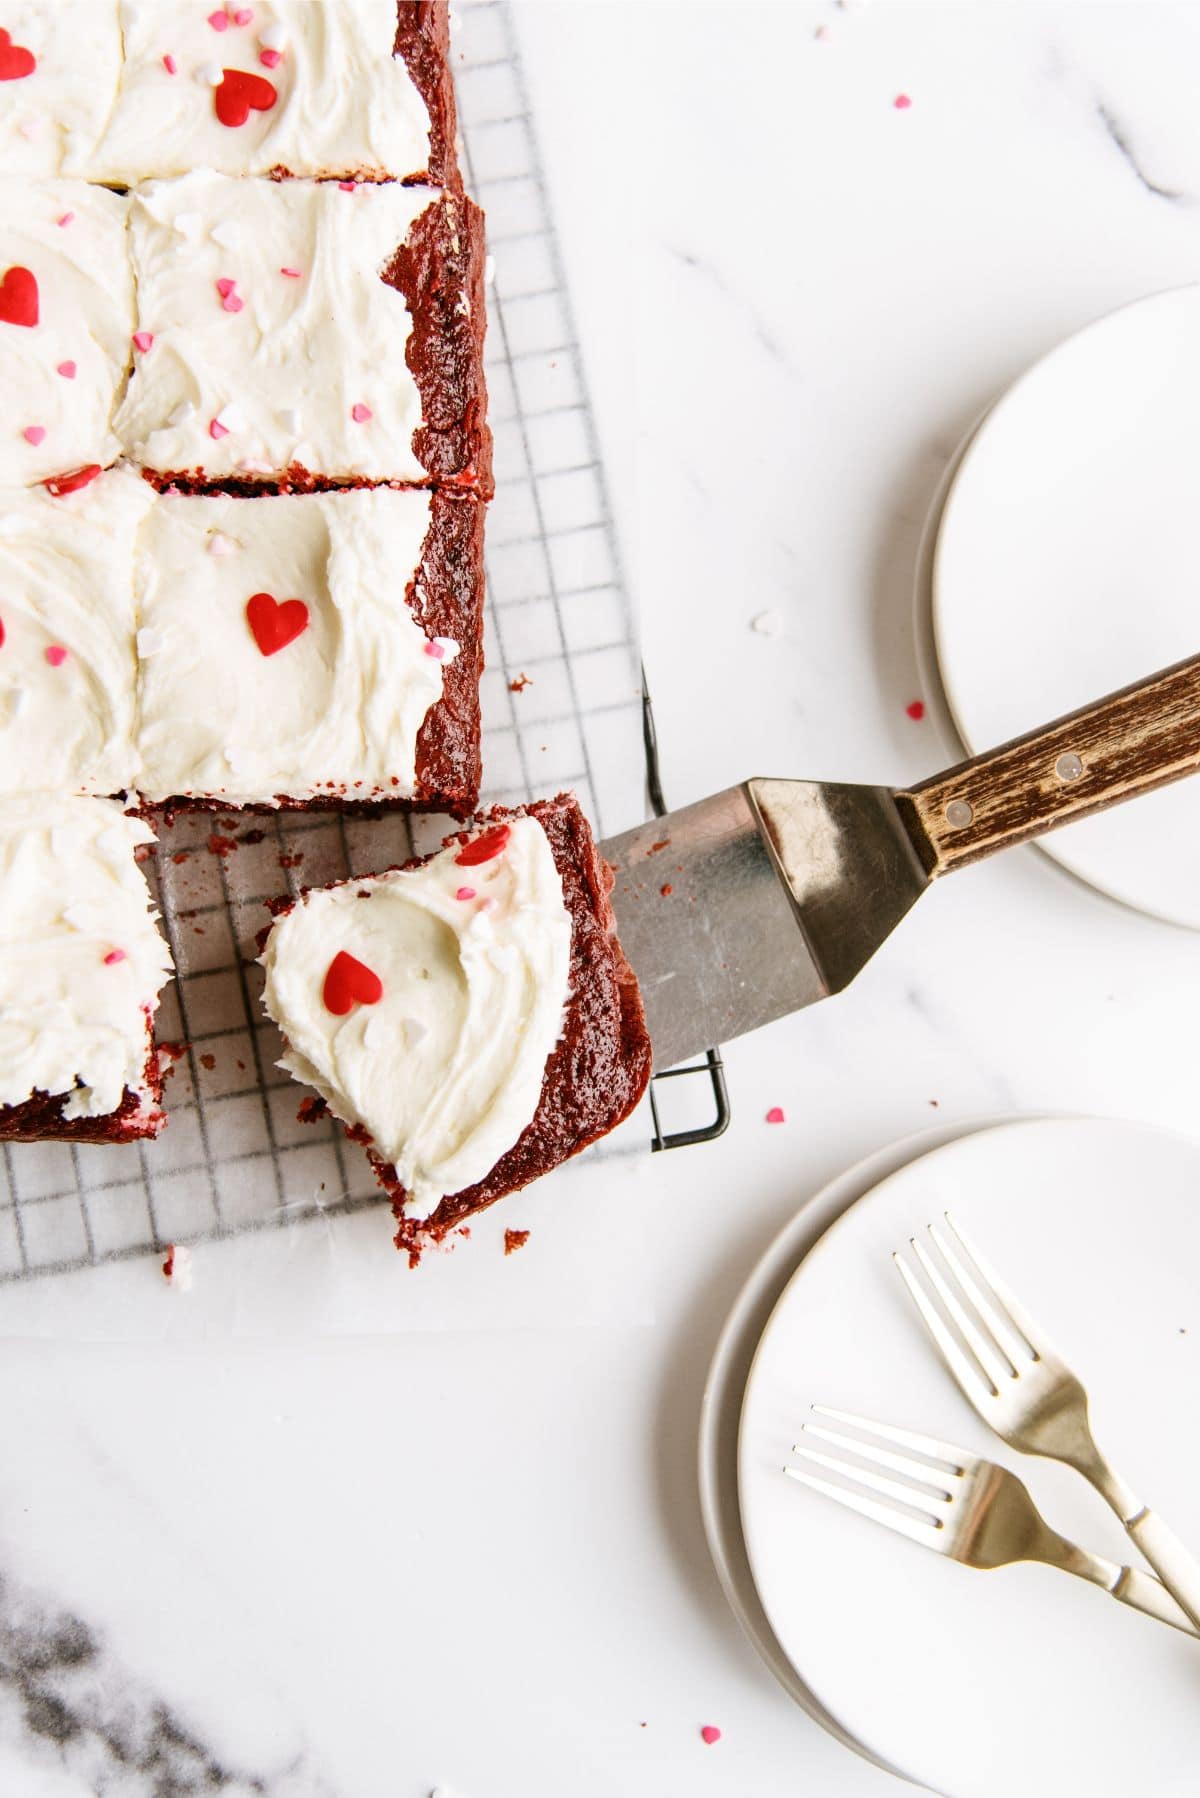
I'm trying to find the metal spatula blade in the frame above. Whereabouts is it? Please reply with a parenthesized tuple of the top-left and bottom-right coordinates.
(602, 652, 1200, 1070)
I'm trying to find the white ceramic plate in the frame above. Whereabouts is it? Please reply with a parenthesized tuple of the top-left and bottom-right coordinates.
(697, 1117, 1001, 1776)
(739, 1116, 1200, 1798)
(932, 286, 1200, 929)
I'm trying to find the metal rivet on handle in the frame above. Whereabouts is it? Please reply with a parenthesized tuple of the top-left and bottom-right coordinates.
(944, 799, 974, 829)
(1055, 752, 1084, 783)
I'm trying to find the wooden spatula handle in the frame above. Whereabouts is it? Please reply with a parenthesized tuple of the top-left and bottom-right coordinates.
(894, 651, 1200, 876)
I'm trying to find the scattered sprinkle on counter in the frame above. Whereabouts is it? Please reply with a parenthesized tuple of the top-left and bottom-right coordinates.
(766, 1106, 786, 1125)
(701, 1724, 722, 1745)
(905, 699, 925, 721)
(504, 1228, 530, 1256)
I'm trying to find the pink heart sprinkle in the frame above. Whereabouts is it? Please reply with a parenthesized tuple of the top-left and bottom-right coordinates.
(215, 277, 236, 297)
(894, 92, 912, 110)
(207, 9, 228, 30)
(222, 292, 244, 313)
(280, 266, 301, 278)
(234, 6, 253, 23)
(56, 211, 75, 228)
(423, 639, 445, 660)
(56, 360, 77, 379)
(208, 418, 229, 440)
(103, 948, 126, 966)
(337, 181, 356, 193)
(260, 47, 281, 68)
(765, 1106, 785, 1124)
(700, 1727, 722, 1746)
(132, 330, 154, 352)
(351, 402, 372, 423)
(455, 886, 477, 902)
(162, 52, 177, 74)
(44, 645, 67, 667)
(22, 426, 45, 446)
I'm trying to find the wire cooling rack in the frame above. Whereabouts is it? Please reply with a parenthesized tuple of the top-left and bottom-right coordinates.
(0, 0, 725, 1286)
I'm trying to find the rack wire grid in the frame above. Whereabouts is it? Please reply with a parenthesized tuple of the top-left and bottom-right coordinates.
(0, 0, 726, 1287)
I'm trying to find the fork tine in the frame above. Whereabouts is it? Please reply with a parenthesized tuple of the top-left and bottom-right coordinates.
(812, 1405, 972, 1470)
(784, 1464, 946, 1551)
(801, 1421, 959, 1497)
(943, 1212, 1046, 1360)
(894, 1247, 999, 1400)
(913, 1233, 1014, 1391)
(929, 1218, 1031, 1370)
(793, 1444, 949, 1518)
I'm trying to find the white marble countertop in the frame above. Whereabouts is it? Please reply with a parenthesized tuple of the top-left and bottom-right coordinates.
(7, 2, 1200, 1793)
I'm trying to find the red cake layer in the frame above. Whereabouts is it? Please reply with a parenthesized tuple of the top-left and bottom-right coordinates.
(0, 1026, 166, 1145)
(394, 0, 461, 191)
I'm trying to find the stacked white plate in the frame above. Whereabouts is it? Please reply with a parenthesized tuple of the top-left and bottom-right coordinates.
(703, 1115, 1200, 1794)
(913, 285, 1200, 929)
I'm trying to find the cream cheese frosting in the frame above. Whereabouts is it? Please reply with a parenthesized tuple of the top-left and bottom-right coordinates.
(89, 0, 433, 185)
(0, 467, 148, 797)
(115, 172, 438, 482)
(0, 794, 173, 1121)
(260, 816, 573, 1217)
(0, 2, 122, 178)
(134, 486, 457, 805)
(0, 179, 132, 488)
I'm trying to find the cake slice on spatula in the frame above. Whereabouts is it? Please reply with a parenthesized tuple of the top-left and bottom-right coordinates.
(257, 793, 651, 1259)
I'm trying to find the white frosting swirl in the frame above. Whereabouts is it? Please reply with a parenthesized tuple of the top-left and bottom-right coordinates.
(90, 0, 433, 184)
(0, 795, 173, 1121)
(0, 2, 122, 177)
(0, 467, 150, 797)
(259, 816, 573, 1216)
(115, 172, 439, 482)
(135, 486, 457, 805)
(0, 179, 132, 487)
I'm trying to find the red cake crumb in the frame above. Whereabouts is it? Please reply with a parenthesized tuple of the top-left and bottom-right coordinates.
(297, 1095, 329, 1124)
(660, 883, 673, 897)
(199, 1053, 216, 1070)
(648, 840, 669, 855)
(171, 850, 190, 864)
(162, 1246, 175, 1279)
(208, 833, 238, 857)
(509, 673, 532, 693)
(504, 1228, 530, 1256)
(279, 853, 304, 869)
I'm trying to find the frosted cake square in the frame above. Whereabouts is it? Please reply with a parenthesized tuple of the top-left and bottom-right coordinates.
(0, 2, 122, 177)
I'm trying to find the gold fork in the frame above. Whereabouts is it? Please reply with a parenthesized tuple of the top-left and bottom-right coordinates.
(786, 1407, 1196, 1636)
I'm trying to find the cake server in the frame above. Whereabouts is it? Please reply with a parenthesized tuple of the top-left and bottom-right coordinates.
(603, 649, 1200, 1070)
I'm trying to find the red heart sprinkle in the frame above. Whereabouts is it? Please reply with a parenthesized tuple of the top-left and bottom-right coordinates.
(0, 266, 38, 328)
(322, 950, 383, 1016)
(246, 591, 309, 657)
(905, 699, 925, 721)
(215, 277, 236, 297)
(43, 464, 101, 496)
(22, 425, 45, 446)
(214, 66, 276, 127)
(132, 330, 154, 352)
(56, 359, 76, 379)
(454, 824, 511, 867)
(337, 181, 356, 193)
(0, 27, 36, 80)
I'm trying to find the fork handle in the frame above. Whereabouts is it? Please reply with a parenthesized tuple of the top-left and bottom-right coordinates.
(1111, 1565, 1199, 1638)
(894, 650, 1200, 875)
(1123, 1510, 1200, 1634)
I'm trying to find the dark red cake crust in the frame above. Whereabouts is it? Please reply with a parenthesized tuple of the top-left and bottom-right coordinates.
(0, 1029, 166, 1145)
(139, 489, 484, 821)
(394, 1, 460, 191)
(387, 796, 652, 1256)
(259, 795, 653, 1258)
(140, 192, 492, 502)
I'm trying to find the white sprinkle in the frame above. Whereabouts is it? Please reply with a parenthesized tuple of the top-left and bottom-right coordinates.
(173, 210, 203, 237)
(751, 609, 782, 636)
(164, 1243, 194, 1291)
(209, 220, 240, 249)
(260, 22, 287, 49)
(237, 456, 273, 474)
(195, 62, 223, 87)
(277, 407, 301, 433)
(207, 532, 237, 557)
(362, 1014, 388, 1050)
(483, 254, 496, 286)
(136, 626, 166, 657)
(403, 1017, 429, 1049)
(169, 400, 196, 427)
(216, 401, 247, 432)
(63, 904, 91, 930)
